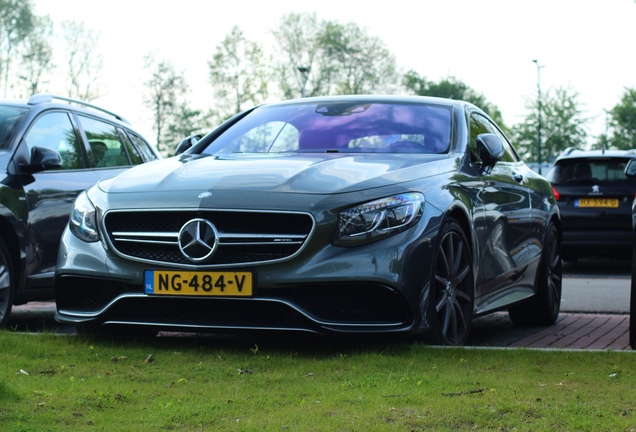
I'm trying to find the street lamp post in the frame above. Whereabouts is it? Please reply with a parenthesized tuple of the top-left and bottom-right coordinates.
(603, 108, 610, 152)
(297, 66, 310, 98)
(532, 59, 544, 174)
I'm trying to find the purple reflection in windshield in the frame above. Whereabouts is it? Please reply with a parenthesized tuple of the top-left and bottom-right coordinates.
(205, 101, 452, 154)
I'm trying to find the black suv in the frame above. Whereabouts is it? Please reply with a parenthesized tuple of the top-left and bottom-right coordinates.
(0, 94, 160, 326)
(545, 148, 636, 262)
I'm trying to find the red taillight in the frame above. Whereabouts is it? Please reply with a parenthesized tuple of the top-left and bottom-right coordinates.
(552, 186, 560, 201)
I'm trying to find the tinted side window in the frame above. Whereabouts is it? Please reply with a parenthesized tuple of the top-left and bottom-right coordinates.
(78, 115, 130, 167)
(25, 112, 84, 169)
(126, 131, 158, 163)
(471, 114, 518, 163)
(119, 129, 143, 165)
(469, 115, 489, 163)
(0, 106, 27, 149)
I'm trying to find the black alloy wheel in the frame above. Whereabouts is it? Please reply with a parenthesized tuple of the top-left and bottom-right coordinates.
(0, 237, 14, 327)
(429, 219, 474, 346)
(509, 221, 562, 325)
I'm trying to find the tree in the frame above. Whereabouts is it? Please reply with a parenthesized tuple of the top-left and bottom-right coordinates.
(271, 12, 323, 99)
(16, 14, 54, 96)
(599, 87, 636, 150)
(271, 13, 399, 98)
(61, 20, 103, 101)
(513, 85, 589, 163)
(208, 26, 269, 123)
(403, 72, 507, 131)
(162, 103, 210, 154)
(0, 0, 35, 97)
(142, 53, 189, 155)
(319, 21, 398, 95)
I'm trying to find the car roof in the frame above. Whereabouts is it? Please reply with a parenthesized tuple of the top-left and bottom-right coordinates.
(0, 93, 131, 126)
(259, 94, 465, 110)
(555, 147, 636, 161)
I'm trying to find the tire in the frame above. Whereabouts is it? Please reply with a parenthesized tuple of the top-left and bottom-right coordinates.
(509, 222, 562, 325)
(630, 251, 636, 350)
(0, 237, 15, 328)
(428, 218, 474, 346)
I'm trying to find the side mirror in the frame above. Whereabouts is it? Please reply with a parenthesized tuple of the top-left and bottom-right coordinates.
(24, 146, 62, 173)
(476, 133, 504, 172)
(625, 159, 636, 178)
(175, 134, 203, 156)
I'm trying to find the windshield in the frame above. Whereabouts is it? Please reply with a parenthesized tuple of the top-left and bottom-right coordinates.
(202, 101, 452, 155)
(0, 106, 27, 150)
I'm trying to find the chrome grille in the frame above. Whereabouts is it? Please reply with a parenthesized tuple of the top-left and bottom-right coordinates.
(103, 209, 314, 267)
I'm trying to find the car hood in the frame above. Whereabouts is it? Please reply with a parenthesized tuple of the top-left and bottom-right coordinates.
(98, 153, 452, 195)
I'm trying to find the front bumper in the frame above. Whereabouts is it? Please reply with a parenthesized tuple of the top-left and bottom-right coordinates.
(54, 275, 415, 335)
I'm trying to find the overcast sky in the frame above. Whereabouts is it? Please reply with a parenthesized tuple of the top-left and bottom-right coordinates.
(33, 0, 636, 145)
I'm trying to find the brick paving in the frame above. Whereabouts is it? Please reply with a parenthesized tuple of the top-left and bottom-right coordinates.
(509, 313, 631, 350)
(9, 302, 635, 351)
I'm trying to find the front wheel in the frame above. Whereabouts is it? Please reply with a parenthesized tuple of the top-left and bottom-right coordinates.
(0, 237, 15, 328)
(509, 221, 562, 325)
(427, 219, 474, 346)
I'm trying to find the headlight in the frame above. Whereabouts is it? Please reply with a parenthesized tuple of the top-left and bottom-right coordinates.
(334, 192, 424, 246)
(69, 191, 99, 242)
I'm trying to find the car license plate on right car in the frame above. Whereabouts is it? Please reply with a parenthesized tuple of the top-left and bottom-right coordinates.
(576, 198, 619, 208)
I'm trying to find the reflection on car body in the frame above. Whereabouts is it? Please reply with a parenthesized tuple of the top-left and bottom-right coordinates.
(54, 95, 561, 345)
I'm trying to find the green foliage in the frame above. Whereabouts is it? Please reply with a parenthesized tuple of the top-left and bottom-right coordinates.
(162, 104, 212, 156)
(603, 87, 636, 150)
(271, 12, 323, 99)
(0, 0, 35, 97)
(142, 53, 189, 155)
(272, 13, 398, 99)
(2, 332, 636, 431)
(513, 85, 588, 163)
(61, 20, 103, 101)
(208, 25, 270, 123)
(318, 21, 398, 95)
(15, 13, 53, 97)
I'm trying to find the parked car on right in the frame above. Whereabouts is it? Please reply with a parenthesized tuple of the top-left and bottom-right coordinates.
(546, 148, 636, 262)
(624, 159, 636, 349)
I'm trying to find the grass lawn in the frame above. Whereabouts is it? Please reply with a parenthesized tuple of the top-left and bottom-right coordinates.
(1, 331, 635, 431)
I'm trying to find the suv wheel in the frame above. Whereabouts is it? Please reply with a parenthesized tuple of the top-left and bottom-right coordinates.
(0, 237, 15, 327)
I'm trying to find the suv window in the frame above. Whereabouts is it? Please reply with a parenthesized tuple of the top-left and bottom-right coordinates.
(548, 158, 632, 184)
(126, 131, 158, 162)
(78, 115, 131, 167)
(0, 106, 27, 149)
(25, 112, 84, 169)
(119, 129, 143, 165)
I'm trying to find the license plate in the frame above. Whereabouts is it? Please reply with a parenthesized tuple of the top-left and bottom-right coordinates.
(144, 270, 253, 296)
(576, 198, 619, 208)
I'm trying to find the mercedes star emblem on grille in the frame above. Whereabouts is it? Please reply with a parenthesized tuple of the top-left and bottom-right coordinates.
(178, 218, 219, 262)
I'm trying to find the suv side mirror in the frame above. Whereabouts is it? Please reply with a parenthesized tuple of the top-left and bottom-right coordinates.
(175, 134, 203, 156)
(24, 146, 62, 173)
(476, 133, 504, 173)
(625, 159, 636, 178)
